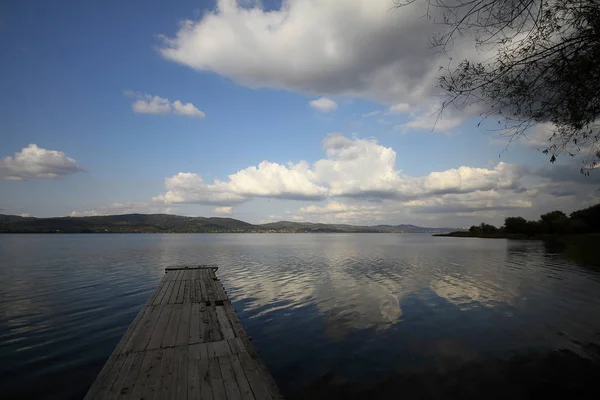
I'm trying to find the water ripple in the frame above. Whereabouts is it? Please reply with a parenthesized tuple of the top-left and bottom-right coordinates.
(1, 233, 600, 399)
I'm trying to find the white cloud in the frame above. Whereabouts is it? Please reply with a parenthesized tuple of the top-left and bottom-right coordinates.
(400, 109, 465, 133)
(132, 95, 172, 114)
(126, 92, 205, 117)
(300, 201, 358, 214)
(172, 100, 206, 117)
(362, 110, 381, 118)
(154, 172, 247, 205)
(0, 144, 84, 180)
(155, 133, 528, 211)
(158, 0, 475, 109)
(299, 201, 389, 224)
(155, 161, 328, 205)
(213, 206, 233, 215)
(388, 103, 410, 114)
(309, 97, 338, 112)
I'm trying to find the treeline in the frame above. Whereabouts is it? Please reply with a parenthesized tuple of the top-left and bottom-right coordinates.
(469, 203, 600, 237)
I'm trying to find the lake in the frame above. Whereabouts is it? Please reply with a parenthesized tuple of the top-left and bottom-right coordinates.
(1, 233, 600, 399)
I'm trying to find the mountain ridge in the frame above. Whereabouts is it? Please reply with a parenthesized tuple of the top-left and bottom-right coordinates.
(0, 213, 460, 233)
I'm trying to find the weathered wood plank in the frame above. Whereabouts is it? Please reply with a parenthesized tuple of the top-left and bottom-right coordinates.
(189, 303, 201, 345)
(198, 343, 214, 400)
(206, 275, 217, 301)
(128, 305, 164, 352)
(226, 338, 245, 355)
(216, 305, 235, 339)
(156, 346, 176, 400)
(182, 279, 191, 304)
(146, 304, 173, 351)
(178, 269, 188, 281)
(117, 305, 152, 353)
(208, 340, 231, 358)
(116, 352, 144, 399)
(219, 355, 244, 400)
(165, 270, 175, 282)
(205, 305, 222, 342)
(84, 353, 126, 400)
(176, 269, 185, 281)
(106, 352, 138, 400)
(185, 268, 192, 282)
(238, 351, 273, 400)
(169, 270, 180, 281)
(168, 280, 182, 304)
(141, 348, 164, 400)
(187, 343, 201, 400)
(155, 280, 173, 305)
(189, 278, 198, 304)
(175, 345, 188, 400)
(162, 303, 183, 348)
(215, 282, 228, 301)
(146, 281, 165, 306)
(199, 270, 209, 302)
(200, 303, 210, 342)
(171, 346, 188, 400)
(209, 356, 227, 400)
(175, 276, 186, 304)
(176, 303, 192, 347)
(224, 302, 247, 338)
(230, 353, 255, 400)
(86, 264, 281, 400)
(152, 280, 170, 305)
(128, 349, 162, 400)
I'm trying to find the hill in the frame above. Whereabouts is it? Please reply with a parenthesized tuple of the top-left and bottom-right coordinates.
(0, 213, 458, 234)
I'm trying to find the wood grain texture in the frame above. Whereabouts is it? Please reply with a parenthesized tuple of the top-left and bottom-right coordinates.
(84, 265, 282, 400)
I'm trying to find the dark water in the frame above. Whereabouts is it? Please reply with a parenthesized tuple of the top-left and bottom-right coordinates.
(1, 234, 600, 400)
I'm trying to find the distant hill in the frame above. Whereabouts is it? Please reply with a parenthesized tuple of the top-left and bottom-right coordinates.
(0, 213, 459, 234)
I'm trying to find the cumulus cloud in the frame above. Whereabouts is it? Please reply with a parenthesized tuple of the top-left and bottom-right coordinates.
(154, 133, 528, 211)
(125, 91, 205, 117)
(172, 100, 206, 117)
(0, 144, 84, 180)
(158, 0, 475, 108)
(402, 190, 534, 214)
(213, 206, 233, 215)
(132, 95, 172, 114)
(154, 172, 247, 205)
(309, 97, 338, 112)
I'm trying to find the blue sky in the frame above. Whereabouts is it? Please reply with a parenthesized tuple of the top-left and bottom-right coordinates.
(1, 0, 597, 227)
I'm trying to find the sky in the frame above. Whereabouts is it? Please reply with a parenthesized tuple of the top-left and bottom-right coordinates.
(1, 0, 597, 227)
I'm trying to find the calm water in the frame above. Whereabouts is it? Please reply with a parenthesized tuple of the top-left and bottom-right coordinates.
(1, 234, 600, 399)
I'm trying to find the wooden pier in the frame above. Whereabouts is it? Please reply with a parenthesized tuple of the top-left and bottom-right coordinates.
(85, 266, 282, 400)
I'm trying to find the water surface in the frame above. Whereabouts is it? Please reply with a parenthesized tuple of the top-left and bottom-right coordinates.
(1, 234, 600, 399)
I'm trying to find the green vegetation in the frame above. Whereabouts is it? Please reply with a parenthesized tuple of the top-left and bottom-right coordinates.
(436, 203, 600, 239)
(0, 213, 457, 234)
